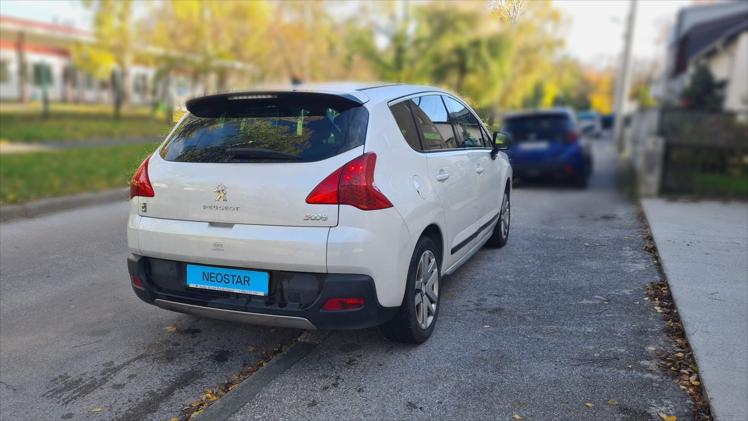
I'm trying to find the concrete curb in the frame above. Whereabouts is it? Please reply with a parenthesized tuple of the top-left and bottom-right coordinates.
(0, 187, 129, 223)
(195, 340, 320, 421)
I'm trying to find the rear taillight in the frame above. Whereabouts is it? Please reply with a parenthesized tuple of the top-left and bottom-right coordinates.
(130, 155, 154, 199)
(565, 131, 580, 144)
(306, 153, 393, 211)
(321, 297, 365, 311)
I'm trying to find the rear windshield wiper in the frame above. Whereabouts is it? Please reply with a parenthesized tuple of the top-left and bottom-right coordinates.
(224, 147, 301, 161)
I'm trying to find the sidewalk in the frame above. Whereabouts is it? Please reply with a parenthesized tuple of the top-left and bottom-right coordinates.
(642, 199, 748, 421)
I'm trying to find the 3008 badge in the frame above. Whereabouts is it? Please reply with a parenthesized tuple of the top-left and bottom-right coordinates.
(303, 214, 328, 221)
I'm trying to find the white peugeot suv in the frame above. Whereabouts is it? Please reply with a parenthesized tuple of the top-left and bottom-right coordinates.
(127, 83, 512, 343)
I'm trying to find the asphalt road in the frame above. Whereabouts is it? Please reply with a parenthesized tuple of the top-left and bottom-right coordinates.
(0, 204, 299, 420)
(0, 139, 692, 420)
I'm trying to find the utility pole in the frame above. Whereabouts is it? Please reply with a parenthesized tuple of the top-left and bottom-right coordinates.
(613, 0, 637, 151)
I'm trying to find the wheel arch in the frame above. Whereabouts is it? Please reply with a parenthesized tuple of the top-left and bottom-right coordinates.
(420, 223, 444, 269)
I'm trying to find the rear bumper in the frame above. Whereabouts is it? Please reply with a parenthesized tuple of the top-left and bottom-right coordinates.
(128, 254, 398, 330)
(512, 161, 573, 177)
(511, 153, 588, 178)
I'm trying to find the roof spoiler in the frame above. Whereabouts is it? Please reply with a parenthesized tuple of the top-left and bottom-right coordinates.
(186, 91, 365, 118)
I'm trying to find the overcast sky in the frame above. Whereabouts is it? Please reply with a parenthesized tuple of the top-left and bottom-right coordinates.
(554, 0, 694, 66)
(2, 0, 696, 66)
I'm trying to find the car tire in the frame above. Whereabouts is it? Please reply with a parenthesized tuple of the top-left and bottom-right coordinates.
(485, 190, 510, 248)
(380, 236, 440, 344)
(574, 173, 589, 189)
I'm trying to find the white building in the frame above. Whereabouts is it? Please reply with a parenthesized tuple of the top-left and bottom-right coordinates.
(658, 1, 748, 114)
(0, 15, 252, 106)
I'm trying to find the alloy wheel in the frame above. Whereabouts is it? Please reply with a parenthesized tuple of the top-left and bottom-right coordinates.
(414, 250, 438, 330)
(500, 193, 511, 239)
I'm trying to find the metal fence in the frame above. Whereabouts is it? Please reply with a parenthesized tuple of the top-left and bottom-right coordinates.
(658, 110, 748, 197)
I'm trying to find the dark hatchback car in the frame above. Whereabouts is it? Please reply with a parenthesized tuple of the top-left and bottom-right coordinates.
(502, 108, 592, 187)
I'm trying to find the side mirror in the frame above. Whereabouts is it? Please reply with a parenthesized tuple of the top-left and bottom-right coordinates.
(491, 130, 511, 159)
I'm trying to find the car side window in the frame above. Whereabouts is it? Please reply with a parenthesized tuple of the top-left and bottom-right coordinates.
(389, 101, 422, 151)
(411, 95, 455, 150)
(443, 96, 486, 148)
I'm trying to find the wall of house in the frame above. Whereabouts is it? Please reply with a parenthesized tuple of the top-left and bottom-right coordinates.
(0, 48, 18, 100)
(724, 32, 748, 113)
(0, 48, 159, 105)
(703, 32, 748, 113)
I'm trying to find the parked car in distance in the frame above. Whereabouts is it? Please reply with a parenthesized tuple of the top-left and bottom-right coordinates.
(127, 83, 513, 344)
(502, 108, 592, 187)
(601, 113, 614, 131)
(577, 110, 602, 138)
(600, 113, 614, 137)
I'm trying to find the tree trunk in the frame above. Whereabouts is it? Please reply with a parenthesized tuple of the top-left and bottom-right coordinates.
(120, 65, 130, 106)
(16, 31, 27, 102)
(456, 48, 467, 94)
(112, 69, 123, 120)
(41, 80, 50, 119)
(164, 72, 174, 125)
(216, 69, 227, 93)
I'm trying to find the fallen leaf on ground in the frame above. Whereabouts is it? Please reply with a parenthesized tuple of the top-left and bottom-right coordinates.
(512, 415, 522, 420)
(248, 346, 257, 352)
(164, 325, 177, 333)
(607, 399, 618, 406)
(658, 413, 677, 421)
(91, 407, 103, 413)
(202, 388, 219, 402)
(584, 402, 593, 408)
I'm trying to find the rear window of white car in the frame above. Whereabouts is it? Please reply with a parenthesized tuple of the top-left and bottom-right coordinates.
(160, 94, 368, 163)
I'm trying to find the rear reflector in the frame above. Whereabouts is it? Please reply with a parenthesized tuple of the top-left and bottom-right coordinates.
(321, 297, 365, 311)
(130, 155, 155, 199)
(565, 131, 580, 144)
(306, 153, 393, 211)
(130, 274, 145, 289)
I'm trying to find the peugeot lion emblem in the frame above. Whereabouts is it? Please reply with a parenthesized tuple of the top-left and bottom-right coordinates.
(214, 184, 227, 202)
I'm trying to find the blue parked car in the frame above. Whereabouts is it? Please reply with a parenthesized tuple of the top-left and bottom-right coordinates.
(502, 108, 592, 188)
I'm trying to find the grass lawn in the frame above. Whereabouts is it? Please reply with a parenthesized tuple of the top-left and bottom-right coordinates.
(0, 102, 172, 143)
(692, 173, 748, 198)
(0, 143, 159, 205)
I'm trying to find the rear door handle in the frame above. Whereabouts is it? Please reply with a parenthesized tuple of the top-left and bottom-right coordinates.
(435, 170, 450, 182)
(476, 166, 485, 174)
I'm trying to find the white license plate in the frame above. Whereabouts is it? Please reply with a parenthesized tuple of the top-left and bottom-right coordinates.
(518, 141, 550, 151)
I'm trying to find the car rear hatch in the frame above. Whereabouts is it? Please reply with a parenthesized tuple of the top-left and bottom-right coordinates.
(140, 92, 369, 228)
(504, 113, 575, 161)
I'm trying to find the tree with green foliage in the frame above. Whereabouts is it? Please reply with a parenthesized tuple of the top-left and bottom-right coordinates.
(72, 0, 135, 119)
(345, 2, 425, 84)
(347, 1, 558, 122)
(416, 3, 513, 110)
(681, 64, 725, 112)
